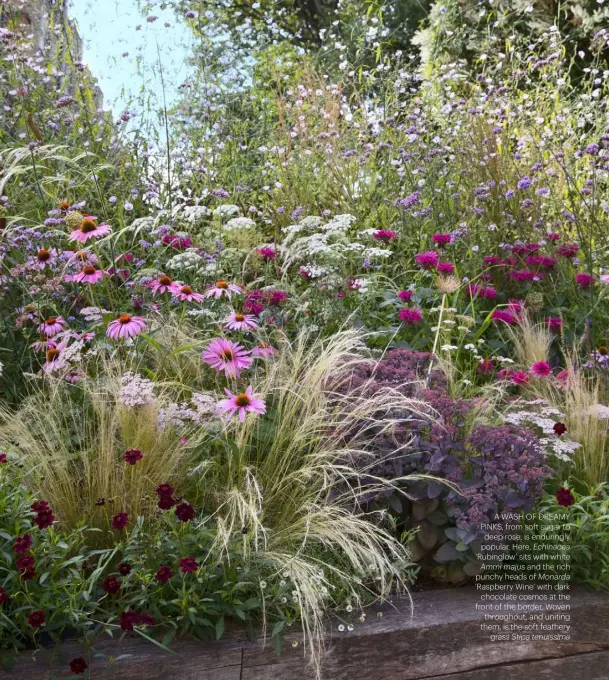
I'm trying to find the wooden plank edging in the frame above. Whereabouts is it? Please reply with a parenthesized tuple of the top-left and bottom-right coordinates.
(4, 587, 609, 679)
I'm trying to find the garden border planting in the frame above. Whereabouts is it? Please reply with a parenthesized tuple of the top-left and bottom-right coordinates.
(8, 586, 609, 680)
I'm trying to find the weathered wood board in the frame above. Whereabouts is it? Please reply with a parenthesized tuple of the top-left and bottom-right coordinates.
(5, 587, 609, 679)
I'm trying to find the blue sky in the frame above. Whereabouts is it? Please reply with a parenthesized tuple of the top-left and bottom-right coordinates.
(69, 0, 193, 120)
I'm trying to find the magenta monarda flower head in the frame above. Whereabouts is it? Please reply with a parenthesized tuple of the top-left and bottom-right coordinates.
(397, 290, 413, 301)
(205, 280, 242, 299)
(217, 386, 266, 422)
(530, 361, 551, 377)
(491, 309, 519, 325)
(202, 338, 253, 378)
(258, 247, 276, 260)
(414, 250, 439, 270)
(432, 233, 451, 247)
(223, 312, 258, 332)
(107, 314, 146, 340)
(69, 218, 112, 243)
(469, 283, 496, 300)
(437, 261, 455, 274)
(477, 359, 493, 374)
(398, 307, 422, 325)
(373, 229, 397, 242)
(175, 285, 204, 302)
(547, 316, 563, 332)
(575, 272, 594, 289)
(511, 371, 530, 385)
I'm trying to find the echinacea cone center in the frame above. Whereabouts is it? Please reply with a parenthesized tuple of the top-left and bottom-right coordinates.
(235, 394, 250, 407)
(220, 349, 234, 361)
(159, 275, 172, 285)
(216, 280, 228, 289)
(235, 313, 245, 322)
(118, 314, 132, 324)
(181, 285, 192, 294)
(80, 219, 97, 233)
(37, 249, 50, 261)
(45, 317, 57, 325)
(46, 348, 60, 361)
(83, 265, 96, 275)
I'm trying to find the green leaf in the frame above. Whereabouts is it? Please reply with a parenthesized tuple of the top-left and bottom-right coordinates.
(272, 632, 283, 656)
(215, 616, 225, 640)
(271, 620, 285, 638)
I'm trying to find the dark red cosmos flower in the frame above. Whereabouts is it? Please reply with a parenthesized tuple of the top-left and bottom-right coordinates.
(34, 508, 55, 529)
(119, 610, 140, 631)
(556, 488, 575, 508)
(158, 494, 176, 510)
(155, 483, 174, 497)
(179, 557, 198, 574)
(28, 610, 45, 628)
(14, 533, 33, 554)
(16, 555, 35, 571)
(123, 449, 143, 465)
(118, 562, 132, 576)
(553, 422, 567, 436)
(111, 513, 129, 531)
(31, 501, 55, 529)
(0, 587, 7, 605)
(69, 657, 88, 674)
(102, 576, 121, 594)
(0, 453, 7, 463)
(175, 502, 195, 522)
(81, 560, 90, 572)
(156, 565, 173, 583)
(21, 567, 36, 581)
(139, 613, 155, 626)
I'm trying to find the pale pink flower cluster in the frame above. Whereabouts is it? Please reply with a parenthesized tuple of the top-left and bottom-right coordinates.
(119, 372, 156, 407)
